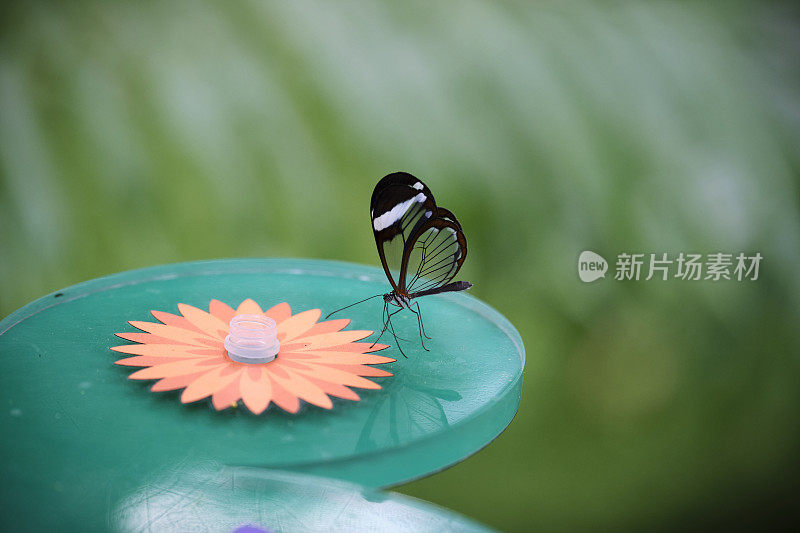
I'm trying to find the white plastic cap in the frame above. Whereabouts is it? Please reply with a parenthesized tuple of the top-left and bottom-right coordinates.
(224, 314, 280, 364)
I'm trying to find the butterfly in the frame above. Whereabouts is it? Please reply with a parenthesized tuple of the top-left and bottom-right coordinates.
(328, 171, 472, 356)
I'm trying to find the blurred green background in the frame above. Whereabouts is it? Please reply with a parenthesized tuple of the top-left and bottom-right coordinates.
(2, 1, 799, 531)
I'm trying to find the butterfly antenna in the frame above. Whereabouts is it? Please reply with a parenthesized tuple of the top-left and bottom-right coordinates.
(326, 293, 383, 319)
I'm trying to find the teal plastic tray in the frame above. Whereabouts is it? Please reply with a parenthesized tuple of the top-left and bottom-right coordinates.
(0, 259, 524, 529)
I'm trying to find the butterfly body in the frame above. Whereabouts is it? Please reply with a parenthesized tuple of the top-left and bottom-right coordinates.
(384, 291, 412, 309)
(385, 279, 473, 308)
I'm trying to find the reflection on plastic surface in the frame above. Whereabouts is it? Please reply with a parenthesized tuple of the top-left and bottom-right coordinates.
(357, 370, 461, 452)
(113, 465, 492, 532)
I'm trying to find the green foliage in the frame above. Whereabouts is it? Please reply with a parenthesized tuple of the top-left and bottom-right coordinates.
(1, 2, 799, 530)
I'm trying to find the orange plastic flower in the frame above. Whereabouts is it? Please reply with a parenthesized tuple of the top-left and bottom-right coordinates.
(111, 299, 394, 414)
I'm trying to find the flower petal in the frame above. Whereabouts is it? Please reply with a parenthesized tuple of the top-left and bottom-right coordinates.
(290, 350, 396, 365)
(110, 344, 221, 358)
(302, 375, 360, 401)
(296, 330, 374, 350)
(115, 355, 211, 367)
(178, 303, 230, 339)
(151, 370, 208, 392)
(211, 373, 244, 410)
(319, 342, 390, 353)
(240, 366, 271, 414)
(264, 302, 292, 323)
(325, 364, 394, 377)
(269, 364, 333, 409)
(128, 358, 220, 380)
(150, 311, 209, 336)
(301, 319, 350, 337)
(236, 299, 263, 315)
(181, 364, 241, 403)
(278, 309, 321, 343)
(282, 360, 382, 390)
(209, 299, 236, 323)
(115, 332, 190, 345)
(128, 321, 218, 346)
(268, 379, 300, 414)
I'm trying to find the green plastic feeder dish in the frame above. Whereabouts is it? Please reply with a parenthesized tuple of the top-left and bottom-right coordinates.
(0, 259, 524, 530)
(114, 464, 493, 532)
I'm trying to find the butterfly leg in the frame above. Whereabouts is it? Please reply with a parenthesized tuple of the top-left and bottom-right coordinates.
(372, 302, 406, 348)
(386, 309, 408, 358)
(371, 301, 391, 348)
(414, 301, 432, 340)
(385, 308, 410, 342)
(406, 305, 430, 352)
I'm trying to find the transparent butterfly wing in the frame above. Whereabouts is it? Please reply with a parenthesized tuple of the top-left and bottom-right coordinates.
(402, 208, 468, 294)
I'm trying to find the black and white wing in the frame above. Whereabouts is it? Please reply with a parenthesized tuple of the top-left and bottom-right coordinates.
(370, 172, 437, 292)
(370, 171, 469, 297)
